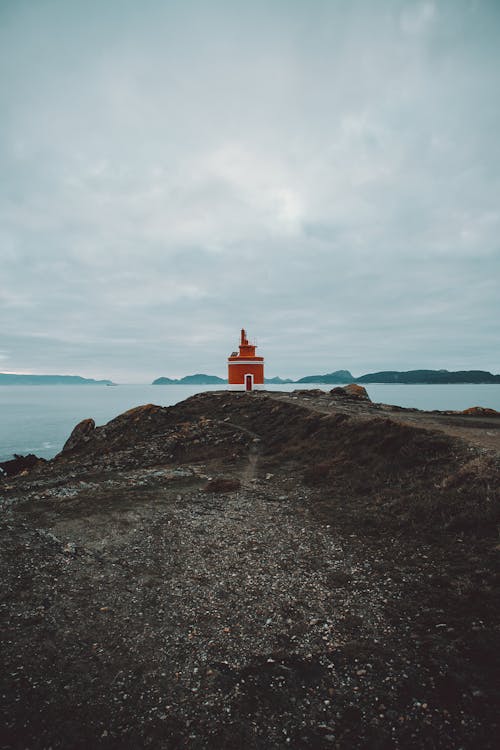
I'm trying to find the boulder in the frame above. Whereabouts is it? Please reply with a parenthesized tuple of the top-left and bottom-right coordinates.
(62, 418, 96, 453)
(204, 478, 241, 493)
(344, 384, 371, 400)
(0, 453, 44, 478)
(330, 384, 371, 402)
(461, 406, 499, 416)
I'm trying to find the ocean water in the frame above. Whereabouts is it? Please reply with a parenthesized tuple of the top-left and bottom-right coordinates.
(1, 383, 499, 462)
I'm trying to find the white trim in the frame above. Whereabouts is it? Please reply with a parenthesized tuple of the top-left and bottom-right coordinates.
(228, 360, 265, 366)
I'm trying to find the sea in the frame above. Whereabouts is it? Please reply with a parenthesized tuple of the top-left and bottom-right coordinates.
(1, 383, 500, 463)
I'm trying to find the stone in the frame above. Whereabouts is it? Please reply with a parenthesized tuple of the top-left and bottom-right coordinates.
(330, 384, 371, 401)
(0, 453, 44, 478)
(62, 418, 96, 453)
(461, 406, 499, 416)
(204, 478, 241, 493)
(343, 383, 371, 400)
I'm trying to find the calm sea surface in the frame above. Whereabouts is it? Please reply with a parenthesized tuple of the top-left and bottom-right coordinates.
(1, 383, 500, 462)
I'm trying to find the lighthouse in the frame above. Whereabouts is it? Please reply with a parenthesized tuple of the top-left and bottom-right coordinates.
(228, 329, 265, 391)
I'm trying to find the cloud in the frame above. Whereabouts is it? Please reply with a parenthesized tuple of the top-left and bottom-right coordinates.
(0, 0, 499, 380)
(401, 2, 436, 35)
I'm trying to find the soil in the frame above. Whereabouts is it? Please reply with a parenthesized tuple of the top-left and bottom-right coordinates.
(1, 389, 499, 749)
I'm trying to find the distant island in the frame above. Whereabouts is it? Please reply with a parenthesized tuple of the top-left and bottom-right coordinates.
(153, 374, 227, 385)
(297, 369, 500, 384)
(153, 369, 500, 385)
(355, 370, 500, 384)
(296, 370, 354, 384)
(0, 374, 114, 386)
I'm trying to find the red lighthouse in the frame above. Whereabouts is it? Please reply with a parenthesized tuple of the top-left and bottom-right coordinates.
(228, 329, 265, 391)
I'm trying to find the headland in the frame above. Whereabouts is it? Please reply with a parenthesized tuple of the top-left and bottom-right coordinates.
(1, 387, 499, 748)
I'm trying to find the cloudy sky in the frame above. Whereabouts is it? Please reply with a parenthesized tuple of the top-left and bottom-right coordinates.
(1, 0, 499, 382)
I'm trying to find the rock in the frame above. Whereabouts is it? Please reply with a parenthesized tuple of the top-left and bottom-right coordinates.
(344, 383, 371, 400)
(0, 453, 44, 478)
(120, 404, 162, 421)
(204, 478, 241, 493)
(461, 406, 499, 416)
(62, 418, 96, 453)
(330, 384, 371, 401)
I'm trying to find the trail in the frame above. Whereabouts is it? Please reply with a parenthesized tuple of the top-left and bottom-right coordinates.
(217, 419, 261, 487)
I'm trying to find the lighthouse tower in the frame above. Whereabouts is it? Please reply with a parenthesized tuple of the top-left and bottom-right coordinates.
(227, 329, 265, 391)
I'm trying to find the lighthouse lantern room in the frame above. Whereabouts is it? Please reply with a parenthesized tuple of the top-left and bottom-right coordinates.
(228, 329, 264, 391)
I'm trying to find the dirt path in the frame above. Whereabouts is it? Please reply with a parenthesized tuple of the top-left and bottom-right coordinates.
(216, 419, 262, 487)
(240, 440, 260, 486)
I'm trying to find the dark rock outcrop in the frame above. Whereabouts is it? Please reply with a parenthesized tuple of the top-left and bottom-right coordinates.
(461, 406, 499, 416)
(330, 383, 371, 401)
(61, 418, 96, 453)
(0, 453, 44, 478)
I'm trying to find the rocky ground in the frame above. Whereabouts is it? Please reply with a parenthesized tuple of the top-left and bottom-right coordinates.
(1, 388, 499, 749)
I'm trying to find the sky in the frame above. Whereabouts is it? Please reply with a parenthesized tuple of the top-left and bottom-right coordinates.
(1, 0, 499, 382)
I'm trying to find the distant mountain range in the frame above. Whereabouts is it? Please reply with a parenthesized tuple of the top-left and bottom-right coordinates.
(0, 374, 114, 385)
(153, 374, 226, 385)
(296, 370, 354, 384)
(356, 370, 500, 384)
(153, 369, 500, 385)
(2, 369, 498, 387)
(297, 369, 500, 384)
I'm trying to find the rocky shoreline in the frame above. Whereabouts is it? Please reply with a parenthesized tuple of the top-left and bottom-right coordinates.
(1, 388, 499, 749)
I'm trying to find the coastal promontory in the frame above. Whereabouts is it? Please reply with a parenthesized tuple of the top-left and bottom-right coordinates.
(1, 388, 499, 748)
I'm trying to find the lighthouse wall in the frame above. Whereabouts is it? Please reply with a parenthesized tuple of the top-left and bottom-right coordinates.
(227, 361, 265, 386)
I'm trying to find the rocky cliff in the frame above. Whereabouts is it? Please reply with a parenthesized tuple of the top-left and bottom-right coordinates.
(1, 388, 499, 749)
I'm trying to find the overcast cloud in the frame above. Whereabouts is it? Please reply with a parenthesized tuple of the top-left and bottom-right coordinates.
(1, 0, 499, 382)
